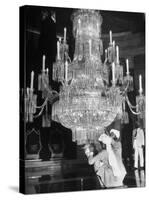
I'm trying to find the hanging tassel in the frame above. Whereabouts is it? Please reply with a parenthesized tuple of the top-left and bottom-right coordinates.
(38, 74, 42, 91)
(121, 101, 129, 124)
(136, 95, 145, 127)
(42, 101, 51, 127)
(115, 63, 123, 85)
(123, 74, 133, 92)
(107, 46, 113, 63)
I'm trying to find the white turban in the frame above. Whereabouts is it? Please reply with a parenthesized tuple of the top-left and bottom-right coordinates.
(110, 129, 120, 139)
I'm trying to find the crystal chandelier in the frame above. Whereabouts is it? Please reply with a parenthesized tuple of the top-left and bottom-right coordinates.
(24, 9, 145, 145)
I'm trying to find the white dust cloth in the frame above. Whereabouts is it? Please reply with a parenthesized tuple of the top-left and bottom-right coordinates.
(98, 134, 121, 177)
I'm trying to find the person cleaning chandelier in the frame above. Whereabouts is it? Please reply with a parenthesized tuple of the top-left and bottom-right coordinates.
(84, 128, 126, 188)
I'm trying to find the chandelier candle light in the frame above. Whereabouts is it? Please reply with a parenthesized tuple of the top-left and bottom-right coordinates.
(57, 41, 60, 60)
(65, 60, 68, 82)
(112, 41, 115, 49)
(30, 71, 34, 91)
(64, 27, 67, 43)
(116, 46, 119, 64)
(110, 30, 112, 45)
(112, 41, 115, 61)
(126, 59, 129, 75)
(139, 74, 143, 94)
(105, 49, 108, 61)
(112, 62, 115, 85)
(42, 55, 46, 72)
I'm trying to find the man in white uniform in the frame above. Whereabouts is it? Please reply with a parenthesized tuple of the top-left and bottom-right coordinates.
(133, 124, 145, 169)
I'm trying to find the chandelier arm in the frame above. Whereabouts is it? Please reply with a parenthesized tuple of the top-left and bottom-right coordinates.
(33, 103, 46, 118)
(48, 93, 59, 104)
(49, 90, 59, 96)
(32, 97, 48, 109)
(122, 81, 129, 95)
(126, 95, 137, 109)
(104, 58, 108, 64)
(126, 97, 140, 115)
(42, 77, 59, 98)
(128, 105, 140, 115)
(68, 56, 72, 63)
(42, 77, 52, 92)
(42, 75, 59, 95)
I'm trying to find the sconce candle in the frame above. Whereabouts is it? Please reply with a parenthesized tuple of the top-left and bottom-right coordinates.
(105, 49, 107, 60)
(46, 68, 49, 75)
(57, 41, 60, 60)
(42, 55, 46, 72)
(139, 74, 143, 93)
(27, 87, 29, 97)
(112, 62, 115, 84)
(112, 40, 115, 48)
(116, 46, 119, 64)
(97, 23, 99, 31)
(64, 27, 67, 43)
(126, 59, 129, 75)
(110, 30, 112, 44)
(30, 71, 34, 90)
(78, 18, 81, 28)
(65, 61, 68, 82)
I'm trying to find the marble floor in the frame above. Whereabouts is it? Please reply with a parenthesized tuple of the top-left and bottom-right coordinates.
(23, 158, 145, 194)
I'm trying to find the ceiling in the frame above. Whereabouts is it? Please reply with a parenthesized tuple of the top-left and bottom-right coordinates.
(25, 5, 145, 36)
